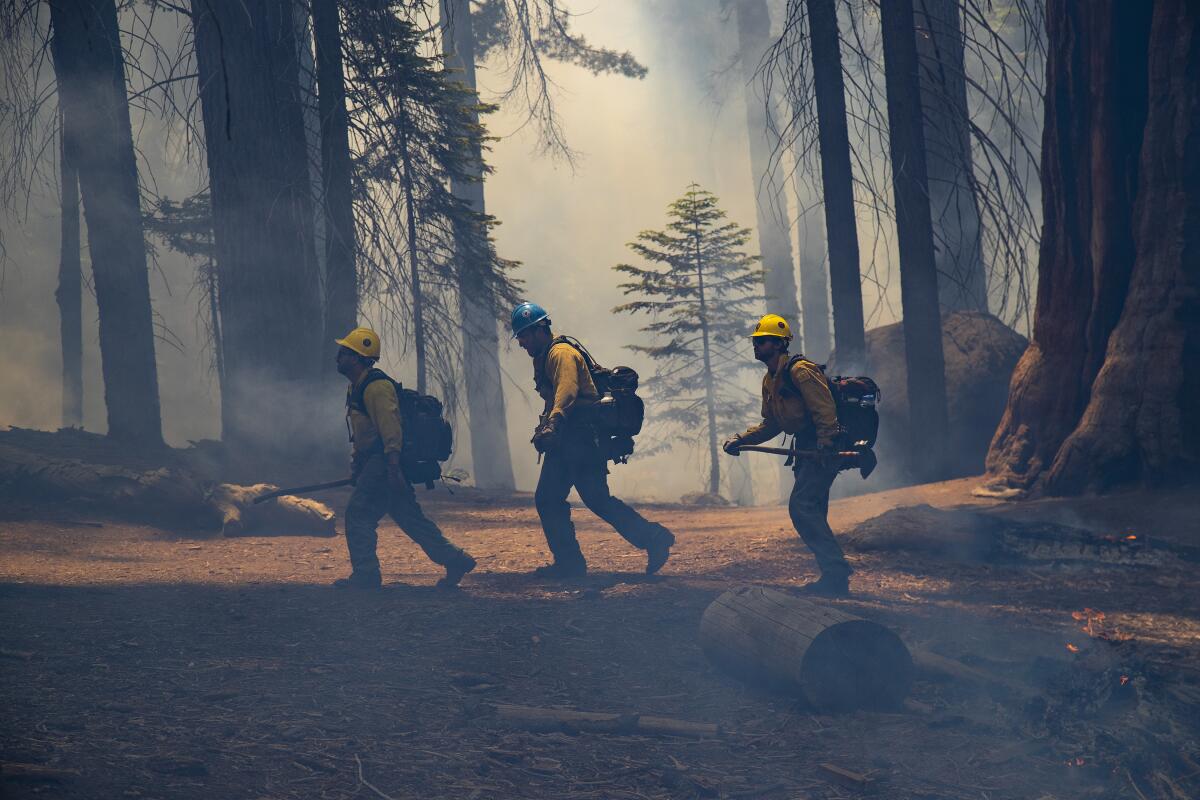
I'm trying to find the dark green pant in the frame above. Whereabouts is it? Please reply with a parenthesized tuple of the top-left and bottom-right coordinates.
(788, 458, 851, 580)
(344, 453, 470, 577)
(534, 441, 667, 566)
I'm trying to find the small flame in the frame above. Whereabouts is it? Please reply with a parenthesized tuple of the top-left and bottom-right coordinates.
(1072, 608, 1107, 637)
(1125, 534, 1138, 541)
(1066, 643, 1080, 653)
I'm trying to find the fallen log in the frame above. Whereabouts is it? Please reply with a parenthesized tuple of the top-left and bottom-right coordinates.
(208, 483, 336, 537)
(490, 703, 720, 738)
(699, 586, 913, 710)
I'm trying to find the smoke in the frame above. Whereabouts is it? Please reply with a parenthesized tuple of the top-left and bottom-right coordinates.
(0, 0, 1034, 503)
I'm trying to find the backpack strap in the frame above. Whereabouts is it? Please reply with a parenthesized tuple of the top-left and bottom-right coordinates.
(550, 335, 601, 373)
(347, 368, 395, 414)
(780, 354, 819, 396)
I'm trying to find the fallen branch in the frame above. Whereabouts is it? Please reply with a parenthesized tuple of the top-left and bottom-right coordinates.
(491, 703, 721, 738)
(354, 754, 397, 800)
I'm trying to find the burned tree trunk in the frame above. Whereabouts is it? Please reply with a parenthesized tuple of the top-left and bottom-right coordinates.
(439, 0, 516, 491)
(56, 113, 82, 429)
(699, 586, 913, 710)
(914, 0, 987, 312)
(192, 0, 324, 454)
(806, 0, 865, 370)
(880, 0, 950, 480)
(48, 0, 163, 446)
(734, 0, 801, 345)
(313, 0, 358, 355)
(985, 0, 1157, 492)
(1038, 0, 1198, 493)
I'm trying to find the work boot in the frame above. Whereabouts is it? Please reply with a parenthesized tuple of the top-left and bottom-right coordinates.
(436, 554, 477, 591)
(645, 525, 675, 575)
(532, 560, 587, 579)
(332, 571, 382, 590)
(797, 574, 850, 598)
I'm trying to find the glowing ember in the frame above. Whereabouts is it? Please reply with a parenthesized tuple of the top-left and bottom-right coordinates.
(1125, 534, 1138, 541)
(1064, 757, 1086, 767)
(1072, 608, 1107, 636)
(1120, 675, 1130, 686)
(1066, 643, 1080, 653)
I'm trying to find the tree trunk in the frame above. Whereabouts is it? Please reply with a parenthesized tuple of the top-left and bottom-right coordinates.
(914, 0, 987, 312)
(985, 0, 1155, 491)
(805, 0, 865, 371)
(699, 586, 913, 710)
(693, 221, 720, 497)
(734, 0, 800, 345)
(56, 112, 82, 429)
(48, 0, 163, 446)
(987, 0, 1194, 494)
(439, 0, 516, 491)
(192, 0, 324, 454)
(793, 183, 832, 362)
(880, 0, 951, 481)
(397, 106, 428, 395)
(312, 0, 357, 351)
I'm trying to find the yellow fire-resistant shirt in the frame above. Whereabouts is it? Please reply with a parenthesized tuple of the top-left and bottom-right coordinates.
(533, 339, 599, 424)
(736, 356, 840, 448)
(346, 373, 405, 458)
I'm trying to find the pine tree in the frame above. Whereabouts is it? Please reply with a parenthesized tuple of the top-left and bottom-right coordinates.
(341, 1, 520, 403)
(614, 185, 763, 498)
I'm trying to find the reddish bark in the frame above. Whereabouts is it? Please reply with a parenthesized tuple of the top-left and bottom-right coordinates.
(1045, 0, 1200, 492)
(986, 0, 1196, 494)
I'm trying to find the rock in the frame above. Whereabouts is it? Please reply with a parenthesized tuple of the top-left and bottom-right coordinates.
(828, 311, 1027, 484)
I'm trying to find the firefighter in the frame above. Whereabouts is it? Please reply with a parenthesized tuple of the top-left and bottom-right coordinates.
(334, 327, 476, 590)
(722, 314, 852, 597)
(511, 302, 675, 579)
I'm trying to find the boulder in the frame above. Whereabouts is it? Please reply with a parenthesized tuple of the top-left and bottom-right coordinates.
(828, 311, 1026, 485)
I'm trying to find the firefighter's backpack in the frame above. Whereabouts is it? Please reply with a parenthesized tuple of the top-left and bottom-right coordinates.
(782, 355, 881, 450)
(550, 336, 644, 464)
(349, 369, 453, 488)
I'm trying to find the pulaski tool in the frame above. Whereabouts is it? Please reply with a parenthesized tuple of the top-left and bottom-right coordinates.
(733, 444, 878, 479)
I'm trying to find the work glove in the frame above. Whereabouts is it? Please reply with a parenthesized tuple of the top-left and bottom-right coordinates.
(722, 436, 743, 456)
(531, 417, 561, 454)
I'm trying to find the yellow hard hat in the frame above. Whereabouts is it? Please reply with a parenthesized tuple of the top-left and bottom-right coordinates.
(751, 314, 792, 340)
(335, 326, 381, 359)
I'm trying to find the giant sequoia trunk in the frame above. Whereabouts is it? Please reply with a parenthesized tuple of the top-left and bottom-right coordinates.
(312, 0, 357, 354)
(914, 0, 987, 312)
(805, 0, 865, 371)
(56, 114, 82, 429)
(49, 0, 163, 446)
(192, 0, 324, 454)
(734, 0, 800, 343)
(880, 0, 951, 480)
(987, 0, 1197, 494)
(439, 0, 516, 491)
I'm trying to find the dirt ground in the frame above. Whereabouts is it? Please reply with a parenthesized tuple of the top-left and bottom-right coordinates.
(2, 476, 1198, 799)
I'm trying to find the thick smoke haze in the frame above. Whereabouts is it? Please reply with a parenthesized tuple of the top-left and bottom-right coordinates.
(0, 0, 940, 502)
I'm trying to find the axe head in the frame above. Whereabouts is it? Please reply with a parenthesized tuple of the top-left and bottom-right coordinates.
(857, 447, 878, 480)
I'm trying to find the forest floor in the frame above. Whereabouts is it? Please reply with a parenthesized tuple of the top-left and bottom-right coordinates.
(1, 475, 1199, 799)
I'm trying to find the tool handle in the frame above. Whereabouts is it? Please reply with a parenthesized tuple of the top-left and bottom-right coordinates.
(251, 478, 353, 505)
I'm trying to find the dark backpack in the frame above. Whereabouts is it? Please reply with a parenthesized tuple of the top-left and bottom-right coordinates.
(349, 369, 453, 488)
(782, 355, 881, 450)
(551, 336, 644, 464)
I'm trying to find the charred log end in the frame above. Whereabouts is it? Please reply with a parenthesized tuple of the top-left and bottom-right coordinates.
(699, 586, 913, 711)
(801, 619, 914, 712)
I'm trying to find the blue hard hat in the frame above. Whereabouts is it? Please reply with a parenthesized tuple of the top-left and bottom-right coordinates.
(510, 302, 550, 338)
